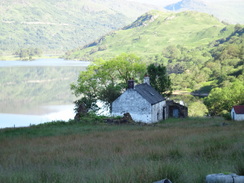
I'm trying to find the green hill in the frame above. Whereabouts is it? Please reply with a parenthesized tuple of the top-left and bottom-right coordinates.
(65, 10, 243, 93)
(1, 0, 243, 56)
(64, 10, 234, 60)
(0, 0, 154, 55)
(165, 0, 244, 24)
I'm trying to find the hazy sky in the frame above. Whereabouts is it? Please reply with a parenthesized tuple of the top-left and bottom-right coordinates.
(127, 0, 243, 7)
(126, 0, 180, 7)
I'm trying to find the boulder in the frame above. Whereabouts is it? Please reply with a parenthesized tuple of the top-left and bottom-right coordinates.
(153, 179, 172, 183)
(206, 173, 244, 183)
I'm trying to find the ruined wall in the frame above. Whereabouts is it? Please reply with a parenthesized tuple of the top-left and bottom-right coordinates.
(151, 101, 166, 123)
(112, 89, 152, 123)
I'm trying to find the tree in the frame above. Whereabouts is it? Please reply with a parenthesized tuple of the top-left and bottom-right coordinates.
(14, 48, 43, 60)
(71, 53, 147, 116)
(204, 80, 244, 116)
(147, 63, 172, 97)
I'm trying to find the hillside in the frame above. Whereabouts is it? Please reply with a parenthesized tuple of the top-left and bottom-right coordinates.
(64, 10, 233, 60)
(0, 0, 155, 55)
(65, 10, 244, 93)
(165, 0, 244, 24)
(1, 0, 243, 56)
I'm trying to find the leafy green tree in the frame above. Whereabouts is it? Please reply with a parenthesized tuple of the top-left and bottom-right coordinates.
(71, 53, 147, 115)
(188, 101, 208, 117)
(147, 63, 172, 97)
(204, 80, 244, 116)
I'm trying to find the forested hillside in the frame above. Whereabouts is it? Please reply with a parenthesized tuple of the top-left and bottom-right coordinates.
(0, 0, 154, 55)
(1, 0, 243, 57)
(65, 10, 244, 94)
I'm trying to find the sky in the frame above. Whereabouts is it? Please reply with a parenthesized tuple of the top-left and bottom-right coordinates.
(127, 0, 180, 6)
(127, 0, 244, 6)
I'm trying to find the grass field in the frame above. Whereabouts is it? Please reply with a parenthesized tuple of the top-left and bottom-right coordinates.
(0, 117, 243, 183)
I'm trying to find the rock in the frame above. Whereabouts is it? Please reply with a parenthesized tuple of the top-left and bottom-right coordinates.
(123, 113, 133, 123)
(206, 173, 244, 183)
(153, 179, 172, 183)
(104, 113, 134, 124)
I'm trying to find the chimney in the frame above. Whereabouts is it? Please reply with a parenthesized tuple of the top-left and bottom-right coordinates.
(128, 79, 134, 89)
(144, 75, 150, 85)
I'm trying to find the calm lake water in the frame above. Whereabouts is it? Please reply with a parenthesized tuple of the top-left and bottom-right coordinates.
(0, 58, 90, 128)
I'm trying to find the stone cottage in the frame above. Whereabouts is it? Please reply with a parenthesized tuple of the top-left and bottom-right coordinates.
(231, 105, 244, 121)
(112, 76, 166, 123)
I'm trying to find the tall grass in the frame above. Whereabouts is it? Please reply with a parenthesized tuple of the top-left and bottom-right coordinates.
(0, 118, 243, 183)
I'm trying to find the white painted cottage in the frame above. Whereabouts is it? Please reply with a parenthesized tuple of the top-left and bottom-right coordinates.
(112, 77, 166, 123)
(231, 105, 244, 121)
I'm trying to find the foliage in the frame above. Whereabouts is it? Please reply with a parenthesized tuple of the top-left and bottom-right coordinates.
(0, 0, 152, 55)
(71, 53, 147, 113)
(204, 80, 244, 116)
(147, 63, 172, 97)
(65, 10, 243, 98)
(74, 97, 99, 117)
(14, 48, 43, 60)
(188, 100, 208, 117)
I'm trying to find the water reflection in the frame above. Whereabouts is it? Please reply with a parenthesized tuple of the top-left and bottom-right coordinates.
(0, 58, 90, 128)
(0, 105, 75, 128)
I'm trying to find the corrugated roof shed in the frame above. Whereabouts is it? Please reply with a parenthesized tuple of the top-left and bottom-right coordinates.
(233, 105, 244, 114)
(135, 83, 165, 105)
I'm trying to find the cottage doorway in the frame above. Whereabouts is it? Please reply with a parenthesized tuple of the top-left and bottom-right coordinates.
(163, 107, 165, 120)
(173, 109, 179, 118)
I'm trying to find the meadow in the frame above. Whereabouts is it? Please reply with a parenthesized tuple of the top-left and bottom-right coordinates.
(0, 117, 243, 183)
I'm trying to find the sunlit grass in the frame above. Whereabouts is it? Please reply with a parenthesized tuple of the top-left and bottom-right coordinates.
(0, 118, 243, 182)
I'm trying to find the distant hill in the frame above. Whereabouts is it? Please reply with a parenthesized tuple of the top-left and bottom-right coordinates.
(64, 10, 243, 94)
(64, 10, 234, 60)
(1, 0, 243, 56)
(164, 0, 244, 24)
(0, 0, 155, 54)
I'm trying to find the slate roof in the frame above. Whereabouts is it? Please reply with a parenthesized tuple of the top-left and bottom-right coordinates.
(135, 83, 165, 105)
(233, 105, 244, 114)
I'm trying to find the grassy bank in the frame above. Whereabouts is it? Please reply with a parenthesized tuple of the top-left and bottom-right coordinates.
(0, 118, 243, 183)
(0, 54, 62, 61)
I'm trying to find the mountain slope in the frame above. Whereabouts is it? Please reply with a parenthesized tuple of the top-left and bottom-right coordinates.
(64, 10, 234, 60)
(164, 0, 244, 24)
(0, 0, 155, 54)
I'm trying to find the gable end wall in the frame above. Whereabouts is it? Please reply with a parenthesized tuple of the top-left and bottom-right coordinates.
(231, 108, 244, 121)
(112, 89, 152, 123)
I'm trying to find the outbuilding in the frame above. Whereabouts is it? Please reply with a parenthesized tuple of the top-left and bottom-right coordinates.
(166, 100, 188, 118)
(231, 105, 244, 121)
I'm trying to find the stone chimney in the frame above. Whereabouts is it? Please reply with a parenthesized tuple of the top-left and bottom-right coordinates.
(128, 79, 134, 89)
(144, 75, 150, 85)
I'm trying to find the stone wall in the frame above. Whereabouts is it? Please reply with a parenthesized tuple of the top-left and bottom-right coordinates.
(112, 89, 152, 123)
(151, 101, 166, 122)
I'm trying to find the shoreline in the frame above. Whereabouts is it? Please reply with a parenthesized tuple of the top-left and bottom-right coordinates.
(0, 54, 63, 61)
